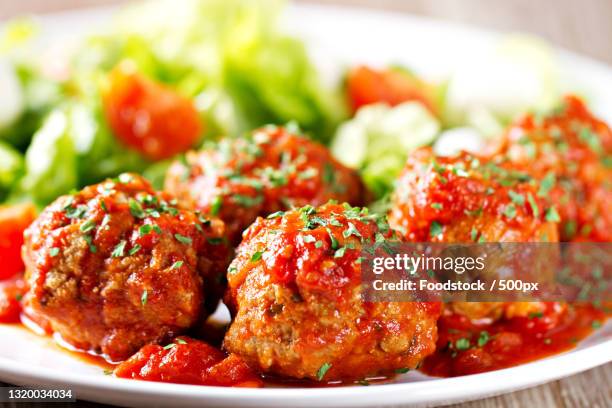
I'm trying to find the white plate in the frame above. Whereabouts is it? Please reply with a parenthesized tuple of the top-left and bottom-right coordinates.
(1, 3, 612, 407)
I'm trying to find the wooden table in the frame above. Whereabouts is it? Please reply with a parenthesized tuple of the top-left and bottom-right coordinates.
(1, 1, 611, 407)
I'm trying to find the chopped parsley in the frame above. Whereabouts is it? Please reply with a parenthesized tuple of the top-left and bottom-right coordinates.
(342, 222, 362, 239)
(207, 237, 223, 245)
(453, 167, 470, 177)
(455, 338, 471, 350)
(545, 207, 561, 223)
(323, 163, 335, 185)
(578, 127, 603, 154)
(328, 216, 342, 227)
(141, 290, 148, 306)
(49, 247, 60, 257)
(297, 167, 318, 180)
(129, 244, 142, 256)
(316, 362, 332, 381)
(564, 220, 577, 238)
(267, 211, 285, 219)
(503, 204, 517, 219)
(394, 368, 410, 374)
(538, 172, 556, 197)
(210, 196, 223, 216)
(429, 221, 443, 238)
(431, 203, 443, 210)
(80, 220, 96, 233)
(527, 193, 540, 218)
(508, 190, 525, 206)
(65, 205, 87, 220)
(139, 224, 153, 236)
(251, 251, 263, 262)
(470, 228, 478, 242)
(233, 194, 263, 208)
(111, 240, 127, 258)
(129, 199, 146, 219)
(477, 331, 490, 347)
(326, 228, 339, 249)
(174, 234, 192, 245)
(83, 235, 97, 253)
(171, 261, 184, 270)
(334, 247, 346, 258)
(302, 235, 316, 244)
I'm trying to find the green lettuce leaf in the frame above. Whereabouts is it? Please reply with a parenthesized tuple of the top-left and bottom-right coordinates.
(11, 110, 77, 204)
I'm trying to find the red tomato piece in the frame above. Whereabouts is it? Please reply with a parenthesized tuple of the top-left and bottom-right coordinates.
(347, 65, 437, 114)
(114, 336, 263, 388)
(102, 63, 202, 161)
(0, 276, 26, 323)
(0, 203, 36, 280)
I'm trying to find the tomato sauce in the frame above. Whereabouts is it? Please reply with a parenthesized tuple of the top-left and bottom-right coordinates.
(421, 303, 608, 377)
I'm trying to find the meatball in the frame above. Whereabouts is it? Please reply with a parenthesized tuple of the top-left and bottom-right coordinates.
(223, 202, 441, 381)
(388, 148, 559, 321)
(499, 95, 612, 241)
(22, 174, 230, 361)
(388, 147, 559, 243)
(165, 126, 366, 244)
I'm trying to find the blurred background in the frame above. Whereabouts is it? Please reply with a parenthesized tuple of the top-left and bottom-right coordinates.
(2, 0, 612, 64)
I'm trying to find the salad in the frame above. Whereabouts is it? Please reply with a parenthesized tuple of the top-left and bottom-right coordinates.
(0, 0, 565, 208)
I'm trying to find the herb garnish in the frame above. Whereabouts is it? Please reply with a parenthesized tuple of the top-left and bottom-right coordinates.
(251, 251, 263, 262)
(111, 240, 126, 258)
(129, 199, 146, 218)
(316, 362, 332, 381)
(174, 234, 193, 245)
(455, 338, 470, 350)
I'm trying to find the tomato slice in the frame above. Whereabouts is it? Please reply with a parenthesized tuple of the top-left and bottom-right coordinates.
(102, 63, 202, 161)
(114, 336, 263, 387)
(347, 65, 437, 114)
(0, 203, 36, 281)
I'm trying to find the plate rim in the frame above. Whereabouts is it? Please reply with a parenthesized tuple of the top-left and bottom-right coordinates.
(0, 326, 610, 406)
(1, 2, 611, 406)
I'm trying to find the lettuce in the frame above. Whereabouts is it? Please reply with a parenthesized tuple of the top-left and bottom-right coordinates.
(0, 20, 62, 150)
(224, 35, 346, 141)
(11, 110, 77, 205)
(1, 0, 347, 206)
(0, 141, 23, 201)
(332, 102, 440, 198)
(67, 103, 151, 186)
(70, 0, 344, 141)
